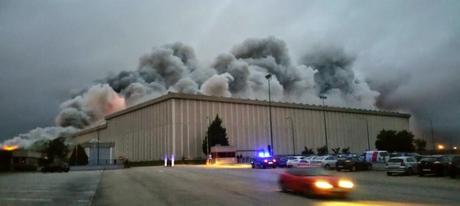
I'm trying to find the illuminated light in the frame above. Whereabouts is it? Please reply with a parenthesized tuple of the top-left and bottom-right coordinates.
(258, 151, 271, 158)
(2, 145, 19, 151)
(437, 144, 445, 150)
(272, 159, 276, 162)
(338, 180, 354, 189)
(454, 146, 457, 150)
(264, 159, 268, 163)
(314, 181, 333, 189)
(433, 161, 441, 164)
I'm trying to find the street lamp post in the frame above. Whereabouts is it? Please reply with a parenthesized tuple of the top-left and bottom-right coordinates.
(265, 73, 274, 156)
(319, 95, 328, 152)
(206, 116, 211, 155)
(430, 119, 435, 153)
(363, 118, 371, 151)
(286, 117, 296, 155)
(97, 130, 100, 166)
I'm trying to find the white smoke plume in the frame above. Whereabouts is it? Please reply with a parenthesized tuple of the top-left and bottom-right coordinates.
(2, 36, 380, 150)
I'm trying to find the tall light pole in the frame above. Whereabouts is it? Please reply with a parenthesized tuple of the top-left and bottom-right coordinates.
(430, 119, 435, 153)
(286, 117, 296, 155)
(265, 73, 274, 156)
(365, 119, 370, 151)
(319, 95, 328, 152)
(206, 116, 211, 155)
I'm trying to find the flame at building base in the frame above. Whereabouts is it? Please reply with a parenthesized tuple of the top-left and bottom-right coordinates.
(2, 144, 19, 151)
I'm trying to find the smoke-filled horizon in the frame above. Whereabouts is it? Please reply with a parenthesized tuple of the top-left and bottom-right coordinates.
(2, 37, 382, 149)
(1, 0, 459, 149)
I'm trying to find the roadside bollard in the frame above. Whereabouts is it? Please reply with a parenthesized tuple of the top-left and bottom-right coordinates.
(164, 155, 167, 167)
(171, 154, 175, 167)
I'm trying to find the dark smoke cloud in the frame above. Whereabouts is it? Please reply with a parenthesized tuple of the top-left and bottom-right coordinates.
(301, 46, 356, 94)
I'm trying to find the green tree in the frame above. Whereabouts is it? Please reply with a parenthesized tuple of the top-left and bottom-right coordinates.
(331, 147, 341, 155)
(301, 146, 315, 155)
(414, 139, 427, 152)
(202, 115, 229, 155)
(43, 137, 69, 164)
(69, 144, 88, 166)
(316, 145, 328, 156)
(375, 130, 415, 152)
(341, 147, 350, 154)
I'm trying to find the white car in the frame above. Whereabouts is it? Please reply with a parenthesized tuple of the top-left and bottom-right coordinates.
(385, 156, 418, 175)
(286, 156, 311, 168)
(309, 155, 337, 169)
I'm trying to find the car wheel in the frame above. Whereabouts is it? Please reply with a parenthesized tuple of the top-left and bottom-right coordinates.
(325, 164, 330, 170)
(336, 168, 341, 172)
(280, 183, 288, 192)
(419, 171, 424, 177)
(387, 172, 392, 176)
(351, 166, 357, 172)
(251, 164, 255, 169)
(407, 168, 413, 175)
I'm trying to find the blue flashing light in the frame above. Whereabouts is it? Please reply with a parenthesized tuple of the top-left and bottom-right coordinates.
(258, 151, 271, 158)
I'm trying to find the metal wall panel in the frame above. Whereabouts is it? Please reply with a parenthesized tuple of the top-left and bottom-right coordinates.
(73, 95, 410, 162)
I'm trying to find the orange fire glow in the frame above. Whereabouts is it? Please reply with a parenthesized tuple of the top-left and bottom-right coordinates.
(105, 94, 126, 114)
(2, 144, 19, 151)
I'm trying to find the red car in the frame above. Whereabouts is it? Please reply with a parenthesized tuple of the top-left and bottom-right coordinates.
(278, 168, 354, 197)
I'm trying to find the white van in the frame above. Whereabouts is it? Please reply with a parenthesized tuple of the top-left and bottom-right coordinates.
(364, 151, 389, 163)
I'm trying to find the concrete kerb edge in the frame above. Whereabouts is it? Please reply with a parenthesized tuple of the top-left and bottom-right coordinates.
(88, 169, 104, 206)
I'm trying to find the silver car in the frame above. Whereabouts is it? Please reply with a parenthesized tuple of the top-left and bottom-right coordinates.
(386, 156, 418, 175)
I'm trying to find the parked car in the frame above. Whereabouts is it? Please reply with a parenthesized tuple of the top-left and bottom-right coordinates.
(251, 156, 277, 169)
(336, 156, 372, 171)
(418, 155, 450, 176)
(275, 156, 290, 168)
(311, 155, 337, 169)
(448, 155, 460, 178)
(364, 150, 390, 163)
(286, 156, 307, 168)
(386, 156, 418, 176)
(41, 162, 69, 173)
(278, 168, 354, 198)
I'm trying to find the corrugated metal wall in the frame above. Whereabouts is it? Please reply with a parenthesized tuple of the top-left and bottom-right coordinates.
(73, 96, 409, 162)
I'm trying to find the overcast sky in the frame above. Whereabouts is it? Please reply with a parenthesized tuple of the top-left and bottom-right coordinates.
(1, 0, 459, 145)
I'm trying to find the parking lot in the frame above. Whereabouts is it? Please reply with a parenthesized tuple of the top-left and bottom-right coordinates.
(1, 165, 459, 206)
(92, 165, 460, 206)
(0, 170, 101, 206)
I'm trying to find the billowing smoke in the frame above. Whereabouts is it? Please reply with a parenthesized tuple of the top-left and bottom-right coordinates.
(55, 84, 126, 129)
(1, 36, 380, 150)
(1, 127, 77, 151)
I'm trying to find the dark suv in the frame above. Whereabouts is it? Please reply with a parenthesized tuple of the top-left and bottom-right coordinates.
(418, 155, 449, 176)
(251, 157, 277, 169)
(448, 155, 460, 178)
(336, 156, 372, 171)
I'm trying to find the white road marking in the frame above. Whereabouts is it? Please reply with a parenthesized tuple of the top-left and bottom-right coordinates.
(0, 197, 52, 202)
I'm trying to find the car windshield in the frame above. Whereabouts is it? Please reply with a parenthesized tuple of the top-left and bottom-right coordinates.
(286, 168, 330, 176)
(388, 159, 403, 163)
(421, 157, 437, 162)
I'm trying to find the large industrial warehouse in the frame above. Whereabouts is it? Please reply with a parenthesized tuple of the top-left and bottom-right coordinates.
(72, 92, 410, 163)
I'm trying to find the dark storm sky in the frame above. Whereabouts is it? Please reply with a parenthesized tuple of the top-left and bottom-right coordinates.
(1, 0, 459, 145)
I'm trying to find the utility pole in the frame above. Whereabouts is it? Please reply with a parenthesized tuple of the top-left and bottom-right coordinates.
(97, 130, 100, 166)
(320, 95, 328, 152)
(286, 117, 296, 155)
(265, 73, 274, 156)
(430, 119, 435, 153)
(365, 119, 370, 151)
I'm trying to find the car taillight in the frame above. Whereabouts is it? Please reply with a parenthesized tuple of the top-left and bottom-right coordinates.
(273, 159, 276, 162)
(264, 159, 268, 163)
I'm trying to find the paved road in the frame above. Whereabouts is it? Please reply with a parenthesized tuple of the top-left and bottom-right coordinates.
(0, 170, 101, 206)
(92, 165, 460, 206)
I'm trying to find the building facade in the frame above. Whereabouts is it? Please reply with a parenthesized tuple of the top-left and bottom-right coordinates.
(72, 93, 410, 162)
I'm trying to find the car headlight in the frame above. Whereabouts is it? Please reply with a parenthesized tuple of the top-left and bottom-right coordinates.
(338, 180, 354, 189)
(314, 181, 333, 189)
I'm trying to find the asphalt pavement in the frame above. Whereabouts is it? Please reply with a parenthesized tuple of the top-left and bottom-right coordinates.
(92, 165, 460, 206)
(0, 170, 101, 206)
